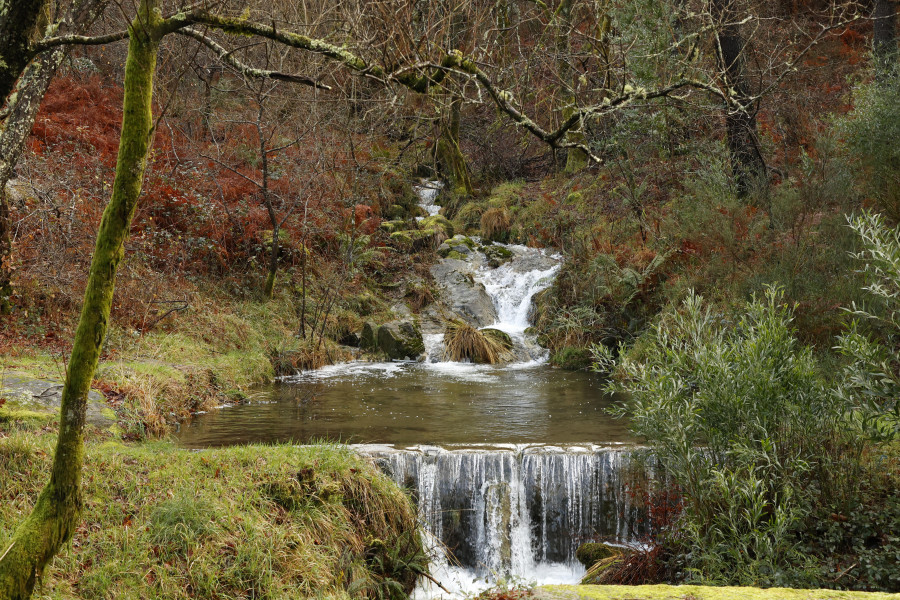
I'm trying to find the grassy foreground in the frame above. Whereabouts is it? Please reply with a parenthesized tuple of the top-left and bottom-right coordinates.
(0, 416, 423, 600)
(536, 585, 900, 600)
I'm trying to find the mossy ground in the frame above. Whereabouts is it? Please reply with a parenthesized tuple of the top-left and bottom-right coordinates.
(0, 417, 423, 600)
(537, 585, 900, 600)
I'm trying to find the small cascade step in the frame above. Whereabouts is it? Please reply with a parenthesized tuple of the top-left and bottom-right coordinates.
(358, 444, 646, 595)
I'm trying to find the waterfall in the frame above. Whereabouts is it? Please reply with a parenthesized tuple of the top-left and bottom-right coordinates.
(415, 181, 443, 219)
(473, 246, 561, 334)
(415, 181, 561, 364)
(358, 444, 644, 596)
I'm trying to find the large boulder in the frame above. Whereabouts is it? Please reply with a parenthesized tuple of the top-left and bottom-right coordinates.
(430, 259, 498, 328)
(376, 321, 425, 360)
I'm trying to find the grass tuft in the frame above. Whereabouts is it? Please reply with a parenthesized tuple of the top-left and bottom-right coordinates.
(443, 320, 512, 364)
(480, 207, 511, 242)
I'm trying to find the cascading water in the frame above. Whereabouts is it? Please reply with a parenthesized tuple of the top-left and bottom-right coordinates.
(362, 444, 643, 597)
(389, 182, 636, 596)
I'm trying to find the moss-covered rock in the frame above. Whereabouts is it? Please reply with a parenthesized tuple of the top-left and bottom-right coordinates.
(377, 321, 425, 360)
(576, 542, 619, 568)
(481, 328, 513, 352)
(390, 228, 445, 252)
(379, 219, 407, 234)
(385, 204, 408, 220)
(420, 214, 455, 239)
(482, 243, 514, 267)
(552, 346, 594, 371)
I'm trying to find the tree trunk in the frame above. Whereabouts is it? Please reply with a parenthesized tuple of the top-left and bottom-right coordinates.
(434, 93, 473, 194)
(711, 0, 767, 198)
(0, 1, 160, 596)
(434, 6, 473, 195)
(265, 226, 279, 299)
(0, 183, 10, 313)
(0, 0, 108, 314)
(873, 0, 898, 78)
(554, 0, 588, 174)
(0, 0, 45, 104)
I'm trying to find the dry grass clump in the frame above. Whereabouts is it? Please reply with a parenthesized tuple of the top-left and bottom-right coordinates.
(480, 207, 511, 242)
(444, 320, 512, 364)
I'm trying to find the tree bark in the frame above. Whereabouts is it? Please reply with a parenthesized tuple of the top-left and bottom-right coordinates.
(434, 6, 473, 195)
(0, 1, 161, 596)
(0, 0, 45, 104)
(1, 0, 108, 314)
(711, 0, 767, 198)
(873, 0, 898, 78)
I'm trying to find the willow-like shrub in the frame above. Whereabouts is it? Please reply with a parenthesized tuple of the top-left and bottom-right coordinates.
(597, 288, 844, 586)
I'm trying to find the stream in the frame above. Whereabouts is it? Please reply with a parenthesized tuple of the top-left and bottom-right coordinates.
(177, 182, 639, 597)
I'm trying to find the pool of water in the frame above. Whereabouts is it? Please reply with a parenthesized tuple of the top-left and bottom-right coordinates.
(176, 361, 634, 448)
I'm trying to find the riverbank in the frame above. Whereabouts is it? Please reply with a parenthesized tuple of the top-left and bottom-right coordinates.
(1, 285, 384, 439)
(0, 413, 423, 599)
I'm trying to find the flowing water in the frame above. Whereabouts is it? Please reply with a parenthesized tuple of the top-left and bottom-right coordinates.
(177, 182, 641, 597)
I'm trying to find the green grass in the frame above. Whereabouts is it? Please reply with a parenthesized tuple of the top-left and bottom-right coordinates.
(0, 433, 423, 600)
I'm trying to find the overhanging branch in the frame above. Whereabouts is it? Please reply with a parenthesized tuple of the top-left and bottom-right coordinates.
(176, 28, 331, 89)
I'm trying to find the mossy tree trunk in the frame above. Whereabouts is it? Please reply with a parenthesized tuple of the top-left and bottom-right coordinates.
(873, 0, 898, 79)
(434, 6, 473, 195)
(555, 0, 588, 174)
(0, 1, 161, 596)
(711, 0, 767, 198)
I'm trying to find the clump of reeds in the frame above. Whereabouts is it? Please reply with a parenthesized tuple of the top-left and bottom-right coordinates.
(444, 320, 512, 364)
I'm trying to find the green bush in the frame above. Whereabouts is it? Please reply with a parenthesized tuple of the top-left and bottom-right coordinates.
(599, 288, 844, 586)
(836, 211, 900, 443)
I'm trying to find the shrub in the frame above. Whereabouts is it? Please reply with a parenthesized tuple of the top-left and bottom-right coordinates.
(836, 211, 900, 442)
(599, 288, 844, 586)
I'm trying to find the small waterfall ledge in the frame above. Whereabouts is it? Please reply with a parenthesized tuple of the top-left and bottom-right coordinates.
(356, 444, 645, 596)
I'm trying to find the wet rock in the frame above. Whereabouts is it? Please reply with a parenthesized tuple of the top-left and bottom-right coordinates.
(377, 321, 425, 360)
(430, 259, 498, 328)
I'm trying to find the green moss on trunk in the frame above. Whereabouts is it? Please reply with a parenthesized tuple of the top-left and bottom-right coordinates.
(0, 1, 162, 596)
